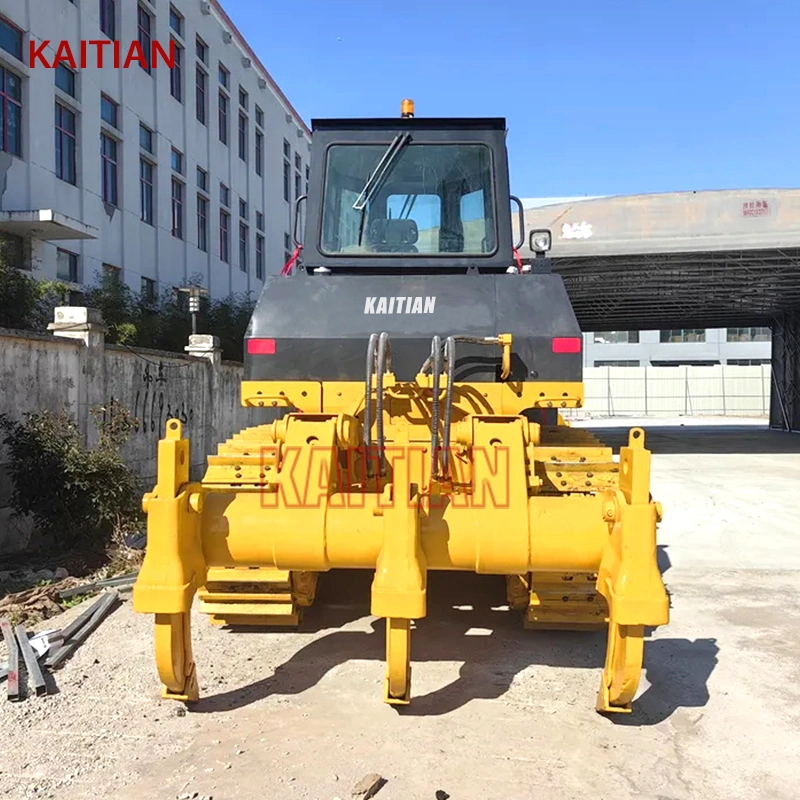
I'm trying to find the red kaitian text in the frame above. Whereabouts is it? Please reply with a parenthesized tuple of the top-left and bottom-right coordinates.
(29, 40, 176, 70)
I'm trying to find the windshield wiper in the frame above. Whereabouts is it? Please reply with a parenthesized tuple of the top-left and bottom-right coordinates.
(352, 132, 411, 212)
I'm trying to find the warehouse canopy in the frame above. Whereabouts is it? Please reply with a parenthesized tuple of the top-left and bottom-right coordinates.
(517, 189, 800, 331)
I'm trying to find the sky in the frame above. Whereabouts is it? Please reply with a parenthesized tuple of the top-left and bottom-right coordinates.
(222, 0, 800, 198)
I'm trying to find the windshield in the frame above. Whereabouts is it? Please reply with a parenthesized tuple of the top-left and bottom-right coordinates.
(320, 143, 497, 257)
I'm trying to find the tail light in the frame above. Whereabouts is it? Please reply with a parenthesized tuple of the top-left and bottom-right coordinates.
(247, 338, 276, 355)
(552, 336, 582, 354)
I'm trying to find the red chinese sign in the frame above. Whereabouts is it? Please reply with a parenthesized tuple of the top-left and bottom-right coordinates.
(741, 200, 770, 217)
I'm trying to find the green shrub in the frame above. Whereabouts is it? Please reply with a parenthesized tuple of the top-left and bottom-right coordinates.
(0, 399, 142, 552)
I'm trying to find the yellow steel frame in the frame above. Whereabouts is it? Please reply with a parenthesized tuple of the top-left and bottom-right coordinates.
(133, 376, 669, 714)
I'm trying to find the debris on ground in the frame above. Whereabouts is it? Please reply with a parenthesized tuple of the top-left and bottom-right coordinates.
(351, 773, 386, 799)
(0, 589, 120, 701)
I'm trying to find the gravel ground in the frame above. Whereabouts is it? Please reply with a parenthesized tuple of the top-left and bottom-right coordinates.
(2, 422, 799, 800)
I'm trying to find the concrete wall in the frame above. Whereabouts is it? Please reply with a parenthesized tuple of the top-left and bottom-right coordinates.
(0, 315, 268, 555)
(567, 364, 771, 419)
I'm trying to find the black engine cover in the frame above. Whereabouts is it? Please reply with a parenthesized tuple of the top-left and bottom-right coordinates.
(244, 273, 582, 384)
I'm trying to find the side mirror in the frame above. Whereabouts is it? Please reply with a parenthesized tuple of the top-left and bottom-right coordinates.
(509, 196, 525, 250)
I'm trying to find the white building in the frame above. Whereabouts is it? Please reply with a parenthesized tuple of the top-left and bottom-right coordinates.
(584, 327, 772, 368)
(0, 0, 310, 302)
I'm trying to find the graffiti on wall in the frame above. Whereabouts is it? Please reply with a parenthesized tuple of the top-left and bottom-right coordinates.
(131, 361, 195, 436)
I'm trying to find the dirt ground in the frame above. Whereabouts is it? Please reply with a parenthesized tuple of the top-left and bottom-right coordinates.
(2, 421, 799, 800)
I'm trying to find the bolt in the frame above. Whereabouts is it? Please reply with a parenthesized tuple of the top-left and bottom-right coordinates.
(603, 501, 616, 521)
(188, 493, 204, 514)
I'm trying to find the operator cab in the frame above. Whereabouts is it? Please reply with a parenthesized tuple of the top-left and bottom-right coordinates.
(295, 100, 528, 274)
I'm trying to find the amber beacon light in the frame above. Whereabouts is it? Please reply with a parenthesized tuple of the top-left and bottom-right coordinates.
(401, 98, 415, 118)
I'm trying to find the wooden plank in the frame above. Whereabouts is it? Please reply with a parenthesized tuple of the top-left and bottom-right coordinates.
(0, 618, 20, 701)
(15, 624, 47, 696)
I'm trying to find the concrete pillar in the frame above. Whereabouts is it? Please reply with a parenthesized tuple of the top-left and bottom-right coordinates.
(184, 333, 222, 367)
(47, 307, 106, 448)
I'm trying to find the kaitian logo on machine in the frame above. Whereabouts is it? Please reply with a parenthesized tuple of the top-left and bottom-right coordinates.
(364, 297, 436, 314)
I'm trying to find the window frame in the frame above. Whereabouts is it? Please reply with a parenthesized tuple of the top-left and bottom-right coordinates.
(99, 0, 116, 40)
(0, 64, 22, 157)
(101, 132, 119, 206)
(55, 102, 77, 185)
(171, 176, 185, 239)
(140, 157, 155, 225)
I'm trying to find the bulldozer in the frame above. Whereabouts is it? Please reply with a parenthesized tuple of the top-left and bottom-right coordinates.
(133, 99, 669, 714)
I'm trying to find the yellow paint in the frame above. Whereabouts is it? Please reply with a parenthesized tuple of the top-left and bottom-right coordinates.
(134, 381, 669, 714)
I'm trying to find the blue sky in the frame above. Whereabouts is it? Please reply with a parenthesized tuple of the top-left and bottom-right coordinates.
(224, 0, 799, 198)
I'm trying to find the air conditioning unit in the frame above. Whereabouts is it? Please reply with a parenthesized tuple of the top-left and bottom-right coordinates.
(200, 1, 211, 14)
(257, 77, 267, 89)
(285, 113, 292, 124)
(241, 56, 251, 68)
(222, 30, 232, 43)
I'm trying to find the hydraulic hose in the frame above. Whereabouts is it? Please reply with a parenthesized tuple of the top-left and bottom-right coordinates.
(376, 332, 391, 476)
(442, 336, 456, 479)
(430, 335, 442, 481)
(364, 333, 378, 478)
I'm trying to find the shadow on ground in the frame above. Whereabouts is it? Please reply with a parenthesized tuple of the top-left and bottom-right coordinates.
(586, 424, 800, 455)
(192, 571, 717, 726)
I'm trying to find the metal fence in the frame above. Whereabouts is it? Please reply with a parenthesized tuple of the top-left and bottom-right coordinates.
(564, 364, 771, 419)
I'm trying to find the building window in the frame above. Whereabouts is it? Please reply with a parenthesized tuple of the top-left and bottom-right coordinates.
(0, 65, 22, 157)
(56, 248, 79, 283)
(102, 263, 120, 282)
(256, 211, 264, 231)
(284, 233, 292, 265)
(169, 5, 183, 36)
(99, 0, 115, 40)
(137, 5, 153, 74)
(239, 222, 248, 272)
(195, 66, 207, 124)
(238, 112, 247, 161)
(218, 62, 229, 88)
(171, 147, 183, 174)
(283, 160, 290, 202)
(197, 166, 207, 192)
(294, 153, 301, 172)
(592, 331, 639, 344)
(141, 276, 156, 304)
(305, 165, 309, 194)
(294, 170, 301, 200)
(726, 326, 771, 342)
(101, 133, 118, 205)
(218, 91, 228, 144)
(170, 41, 183, 102)
(196, 35, 208, 64)
(171, 178, 184, 239)
(659, 329, 706, 343)
(0, 14, 23, 61)
(239, 199, 247, 218)
(255, 130, 263, 176)
(255, 105, 264, 127)
(140, 158, 154, 225)
(255, 234, 264, 279)
(238, 86, 248, 109)
(55, 64, 76, 97)
(55, 103, 77, 185)
(197, 194, 208, 252)
(139, 123, 154, 153)
(220, 182, 229, 207)
(283, 139, 290, 159)
(100, 94, 119, 128)
(220, 210, 230, 263)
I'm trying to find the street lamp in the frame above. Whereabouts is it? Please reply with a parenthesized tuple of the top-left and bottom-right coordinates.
(177, 285, 208, 335)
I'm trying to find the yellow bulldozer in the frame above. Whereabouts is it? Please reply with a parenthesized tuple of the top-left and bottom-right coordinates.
(133, 100, 669, 714)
